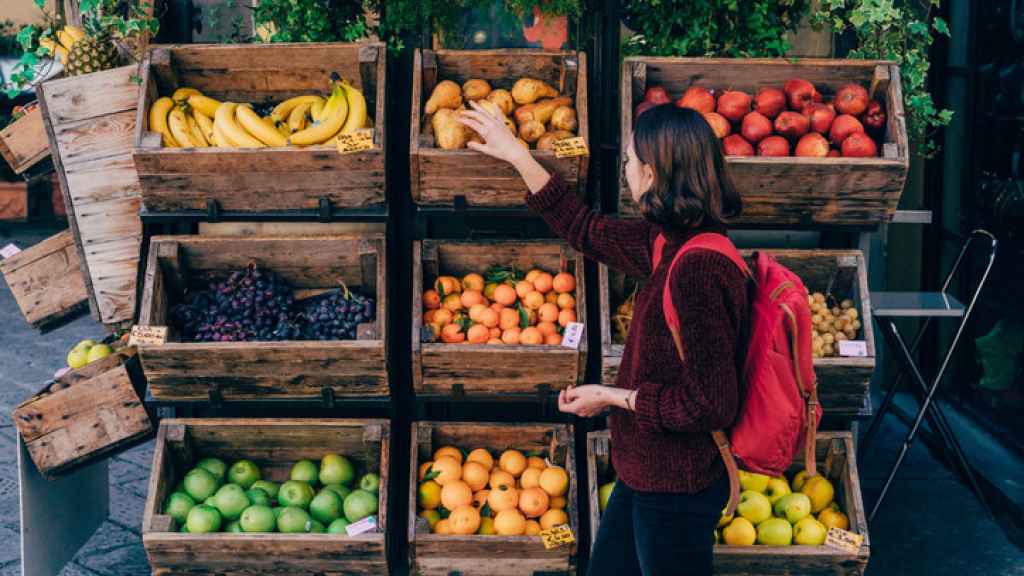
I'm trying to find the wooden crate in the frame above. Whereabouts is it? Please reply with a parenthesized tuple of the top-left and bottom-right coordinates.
(13, 347, 152, 479)
(0, 230, 89, 328)
(619, 58, 909, 227)
(410, 49, 589, 207)
(133, 42, 386, 214)
(0, 180, 28, 222)
(143, 418, 390, 575)
(138, 234, 388, 401)
(599, 249, 874, 417)
(411, 240, 586, 398)
(0, 106, 50, 174)
(409, 421, 578, 576)
(587, 430, 869, 575)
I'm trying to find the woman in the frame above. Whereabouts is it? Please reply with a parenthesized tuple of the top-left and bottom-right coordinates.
(458, 103, 748, 576)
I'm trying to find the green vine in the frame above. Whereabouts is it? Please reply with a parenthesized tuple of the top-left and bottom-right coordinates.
(252, 0, 369, 44)
(621, 0, 811, 58)
(812, 0, 952, 157)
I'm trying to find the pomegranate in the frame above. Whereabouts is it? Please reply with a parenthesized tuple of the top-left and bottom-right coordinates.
(702, 112, 731, 139)
(795, 133, 830, 157)
(863, 100, 886, 131)
(829, 114, 865, 146)
(757, 135, 791, 157)
(784, 79, 818, 112)
(753, 87, 787, 119)
(834, 83, 869, 116)
(740, 111, 773, 144)
(804, 103, 836, 134)
(722, 134, 755, 156)
(676, 86, 715, 114)
(827, 149, 841, 158)
(644, 85, 672, 105)
(774, 111, 810, 140)
(841, 132, 878, 157)
(716, 91, 752, 123)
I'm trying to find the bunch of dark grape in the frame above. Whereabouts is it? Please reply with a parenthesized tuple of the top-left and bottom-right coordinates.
(301, 288, 376, 341)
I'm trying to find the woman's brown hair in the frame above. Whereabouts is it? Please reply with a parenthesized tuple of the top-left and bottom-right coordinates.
(633, 105, 742, 229)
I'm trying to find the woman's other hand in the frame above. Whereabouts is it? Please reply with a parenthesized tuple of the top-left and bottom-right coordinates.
(558, 385, 631, 418)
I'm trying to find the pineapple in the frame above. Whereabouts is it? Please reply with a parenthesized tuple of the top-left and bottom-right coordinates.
(64, 9, 120, 76)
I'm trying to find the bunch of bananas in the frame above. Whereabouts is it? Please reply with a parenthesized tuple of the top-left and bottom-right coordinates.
(147, 75, 369, 149)
(38, 25, 86, 63)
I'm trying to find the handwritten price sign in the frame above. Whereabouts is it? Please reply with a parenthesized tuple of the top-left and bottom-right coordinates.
(336, 129, 374, 154)
(129, 325, 167, 346)
(825, 528, 864, 553)
(540, 524, 576, 549)
(552, 136, 589, 158)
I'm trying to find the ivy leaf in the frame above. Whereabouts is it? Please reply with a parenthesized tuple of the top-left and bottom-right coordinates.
(33, 0, 45, 8)
(17, 26, 37, 51)
(932, 17, 949, 37)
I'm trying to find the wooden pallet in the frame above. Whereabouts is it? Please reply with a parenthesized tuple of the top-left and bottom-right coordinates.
(411, 49, 589, 207)
(133, 42, 387, 214)
(0, 106, 50, 174)
(409, 421, 578, 576)
(619, 57, 909, 227)
(599, 249, 874, 417)
(143, 418, 390, 575)
(586, 430, 870, 576)
(138, 234, 388, 401)
(0, 230, 89, 328)
(411, 240, 586, 398)
(13, 347, 152, 479)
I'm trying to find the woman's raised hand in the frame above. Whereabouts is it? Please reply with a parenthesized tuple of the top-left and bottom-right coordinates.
(457, 101, 531, 165)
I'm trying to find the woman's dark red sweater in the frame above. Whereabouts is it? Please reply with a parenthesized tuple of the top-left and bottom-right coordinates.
(527, 174, 749, 494)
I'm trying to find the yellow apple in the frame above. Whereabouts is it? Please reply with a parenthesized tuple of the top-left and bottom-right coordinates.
(722, 517, 756, 546)
(765, 476, 791, 505)
(800, 475, 835, 513)
(818, 508, 849, 531)
(86, 343, 113, 364)
(736, 490, 772, 525)
(67, 347, 90, 369)
(793, 517, 828, 545)
(756, 518, 793, 546)
(738, 470, 771, 493)
(773, 493, 812, 524)
(791, 470, 809, 491)
(598, 481, 615, 512)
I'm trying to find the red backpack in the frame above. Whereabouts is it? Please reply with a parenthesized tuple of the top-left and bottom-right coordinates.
(653, 232, 822, 515)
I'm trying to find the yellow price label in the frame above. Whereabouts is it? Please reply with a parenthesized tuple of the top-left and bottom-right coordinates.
(129, 325, 167, 346)
(552, 136, 589, 158)
(336, 129, 374, 154)
(539, 524, 575, 549)
(824, 528, 864, 553)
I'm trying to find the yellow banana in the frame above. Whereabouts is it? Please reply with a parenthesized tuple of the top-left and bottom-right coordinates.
(339, 80, 367, 135)
(192, 110, 215, 144)
(168, 107, 199, 148)
(288, 102, 311, 133)
(235, 104, 288, 147)
(289, 86, 347, 146)
(172, 87, 202, 104)
(271, 95, 323, 124)
(275, 121, 291, 138)
(187, 94, 222, 118)
(310, 99, 325, 122)
(214, 103, 265, 148)
(62, 25, 86, 44)
(148, 97, 177, 147)
(187, 113, 209, 147)
(39, 38, 68, 62)
(56, 29, 77, 51)
(211, 123, 232, 147)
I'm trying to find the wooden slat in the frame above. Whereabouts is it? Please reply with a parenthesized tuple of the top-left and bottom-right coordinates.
(0, 106, 50, 174)
(0, 230, 89, 328)
(0, 181, 28, 222)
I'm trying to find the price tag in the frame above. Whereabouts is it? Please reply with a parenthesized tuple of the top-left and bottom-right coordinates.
(560, 322, 585, 349)
(540, 524, 575, 549)
(129, 325, 167, 346)
(825, 528, 864, 553)
(336, 129, 374, 154)
(552, 136, 589, 158)
(345, 515, 378, 536)
(838, 340, 868, 357)
(1, 243, 21, 259)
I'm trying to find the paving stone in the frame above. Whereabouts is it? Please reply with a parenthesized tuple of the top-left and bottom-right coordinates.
(71, 521, 150, 576)
(107, 485, 145, 535)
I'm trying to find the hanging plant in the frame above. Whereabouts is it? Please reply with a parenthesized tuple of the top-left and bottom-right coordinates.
(252, 0, 370, 44)
(812, 0, 953, 157)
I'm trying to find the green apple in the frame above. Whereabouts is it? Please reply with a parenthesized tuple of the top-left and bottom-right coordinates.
(359, 473, 380, 494)
(756, 518, 793, 546)
(323, 484, 351, 501)
(736, 490, 772, 525)
(86, 344, 113, 364)
(278, 480, 315, 509)
(309, 489, 344, 524)
(308, 520, 326, 533)
(327, 518, 350, 534)
(598, 481, 615, 513)
(227, 460, 261, 489)
(764, 477, 792, 505)
(721, 517, 756, 546)
(290, 460, 319, 484)
(738, 470, 771, 493)
(163, 492, 196, 525)
(66, 347, 91, 370)
(196, 457, 227, 483)
(277, 506, 311, 534)
(247, 488, 271, 507)
(74, 339, 96, 351)
(186, 504, 222, 533)
(240, 505, 277, 532)
(793, 517, 828, 545)
(183, 468, 220, 502)
(319, 454, 355, 486)
(773, 493, 812, 524)
(343, 489, 378, 523)
(225, 520, 243, 533)
(212, 484, 251, 521)
(250, 480, 280, 500)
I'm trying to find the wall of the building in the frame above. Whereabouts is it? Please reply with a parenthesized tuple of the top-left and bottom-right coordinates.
(3, 1, 56, 27)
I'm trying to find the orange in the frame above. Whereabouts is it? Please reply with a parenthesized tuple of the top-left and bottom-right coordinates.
(540, 508, 569, 530)
(477, 516, 496, 535)
(499, 308, 520, 330)
(537, 321, 558, 337)
(441, 480, 474, 510)
(499, 450, 528, 477)
(515, 280, 535, 299)
(527, 456, 547, 470)
(462, 273, 485, 292)
(539, 466, 569, 497)
(433, 518, 451, 534)
(488, 484, 519, 512)
(546, 292, 559, 305)
(430, 456, 462, 485)
(553, 273, 576, 293)
(489, 327, 502, 339)
(478, 307, 499, 329)
(520, 467, 542, 490)
(532, 272, 554, 294)
(557, 293, 575, 310)
(550, 496, 566, 510)
(487, 338, 503, 345)
(448, 505, 481, 535)
(419, 509, 441, 530)
(501, 328, 521, 345)
(467, 448, 494, 471)
(523, 291, 545, 310)
(462, 461, 490, 492)
(524, 307, 538, 326)
(434, 276, 462, 295)
(489, 469, 515, 490)
(519, 487, 551, 518)
(418, 480, 442, 510)
(493, 284, 517, 306)
(434, 446, 464, 463)
(441, 324, 465, 343)
(558, 308, 577, 328)
(418, 461, 434, 481)
(525, 269, 543, 283)
(468, 303, 489, 322)
(524, 520, 542, 536)
(423, 290, 441, 309)
(460, 290, 487, 309)
(484, 283, 498, 300)
(423, 309, 437, 325)
(467, 325, 490, 344)
(493, 509, 527, 535)
(443, 293, 463, 312)
(520, 327, 544, 345)
(473, 490, 490, 512)
(538, 303, 560, 323)
(432, 308, 453, 327)
(545, 332, 563, 345)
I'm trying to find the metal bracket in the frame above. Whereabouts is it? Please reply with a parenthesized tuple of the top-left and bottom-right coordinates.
(205, 199, 220, 223)
(451, 383, 465, 400)
(207, 382, 223, 408)
(321, 386, 336, 409)
(318, 197, 332, 222)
